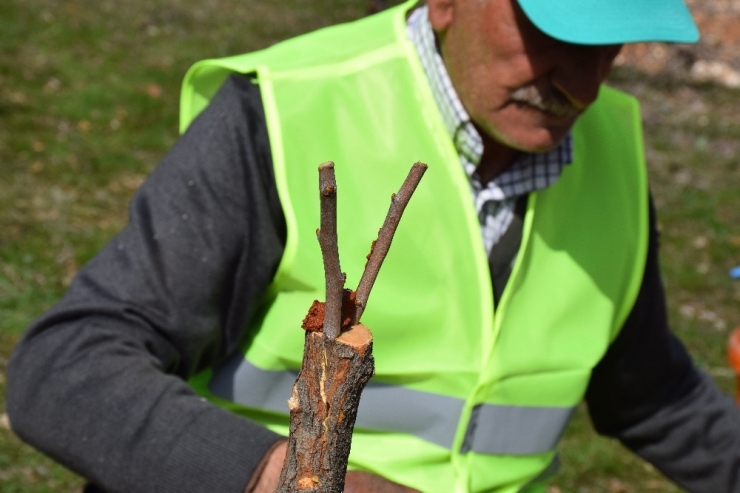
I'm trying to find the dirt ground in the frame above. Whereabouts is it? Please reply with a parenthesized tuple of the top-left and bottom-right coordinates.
(617, 0, 740, 88)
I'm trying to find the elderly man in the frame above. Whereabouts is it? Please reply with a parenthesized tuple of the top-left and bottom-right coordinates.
(8, 0, 740, 492)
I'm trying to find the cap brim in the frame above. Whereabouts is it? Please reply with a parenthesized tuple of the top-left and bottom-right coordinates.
(517, 0, 700, 45)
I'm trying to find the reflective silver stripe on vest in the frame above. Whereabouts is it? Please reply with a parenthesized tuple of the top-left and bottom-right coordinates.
(209, 354, 462, 449)
(209, 354, 574, 454)
(462, 404, 575, 455)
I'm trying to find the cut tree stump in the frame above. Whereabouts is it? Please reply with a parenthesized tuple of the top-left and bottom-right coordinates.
(274, 161, 426, 493)
(275, 325, 374, 493)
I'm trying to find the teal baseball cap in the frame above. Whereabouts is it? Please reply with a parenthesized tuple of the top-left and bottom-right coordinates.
(517, 0, 700, 45)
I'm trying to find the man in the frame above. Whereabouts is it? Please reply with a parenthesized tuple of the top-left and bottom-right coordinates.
(7, 0, 740, 492)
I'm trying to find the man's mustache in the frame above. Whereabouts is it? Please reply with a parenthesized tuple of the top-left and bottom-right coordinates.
(510, 84, 582, 118)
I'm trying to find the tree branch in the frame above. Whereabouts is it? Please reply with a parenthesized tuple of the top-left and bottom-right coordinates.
(317, 161, 344, 340)
(277, 161, 427, 493)
(353, 162, 427, 325)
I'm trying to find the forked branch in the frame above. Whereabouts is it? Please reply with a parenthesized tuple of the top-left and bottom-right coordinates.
(277, 161, 427, 493)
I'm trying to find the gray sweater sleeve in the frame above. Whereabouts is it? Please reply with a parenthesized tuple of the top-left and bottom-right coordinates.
(7, 74, 285, 493)
(586, 198, 740, 492)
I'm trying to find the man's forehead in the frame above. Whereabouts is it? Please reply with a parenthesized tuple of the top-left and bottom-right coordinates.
(515, 0, 698, 45)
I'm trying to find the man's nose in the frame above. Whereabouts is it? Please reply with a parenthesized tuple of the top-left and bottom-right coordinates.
(551, 44, 622, 108)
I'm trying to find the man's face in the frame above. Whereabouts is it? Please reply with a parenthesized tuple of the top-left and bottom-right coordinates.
(428, 0, 622, 153)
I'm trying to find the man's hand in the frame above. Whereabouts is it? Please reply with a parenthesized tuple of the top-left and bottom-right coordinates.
(248, 440, 420, 492)
(249, 440, 287, 493)
(344, 471, 421, 493)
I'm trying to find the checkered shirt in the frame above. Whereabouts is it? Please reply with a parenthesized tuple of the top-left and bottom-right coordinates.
(406, 6, 573, 254)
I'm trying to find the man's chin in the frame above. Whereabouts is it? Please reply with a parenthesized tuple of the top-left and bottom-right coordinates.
(493, 129, 570, 154)
(482, 115, 575, 154)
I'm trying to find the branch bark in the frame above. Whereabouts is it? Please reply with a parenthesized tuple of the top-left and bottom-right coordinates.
(317, 162, 344, 340)
(353, 162, 427, 325)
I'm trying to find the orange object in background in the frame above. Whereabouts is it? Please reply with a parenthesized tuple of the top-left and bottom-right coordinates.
(727, 327, 740, 406)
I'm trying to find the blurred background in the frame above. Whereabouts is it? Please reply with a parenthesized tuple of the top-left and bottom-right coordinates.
(1, 0, 739, 491)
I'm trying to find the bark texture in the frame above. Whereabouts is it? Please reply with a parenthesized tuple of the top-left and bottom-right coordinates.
(275, 324, 374, 493)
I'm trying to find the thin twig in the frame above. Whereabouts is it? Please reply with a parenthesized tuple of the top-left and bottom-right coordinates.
(352, 162, 427, 325)
(317, 162, 344, 340)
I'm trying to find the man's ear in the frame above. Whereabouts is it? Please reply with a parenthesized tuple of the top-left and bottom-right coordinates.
(426, 0, 454, 32)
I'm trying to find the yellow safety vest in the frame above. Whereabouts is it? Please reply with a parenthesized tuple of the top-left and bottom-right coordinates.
(183, 2, 648, 491)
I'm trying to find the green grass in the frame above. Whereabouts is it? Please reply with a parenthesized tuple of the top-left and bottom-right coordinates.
(2, 1, 740, 491)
